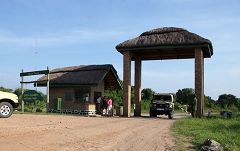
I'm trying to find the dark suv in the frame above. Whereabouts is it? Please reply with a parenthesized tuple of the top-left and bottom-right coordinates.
(150, 93, 174, 119)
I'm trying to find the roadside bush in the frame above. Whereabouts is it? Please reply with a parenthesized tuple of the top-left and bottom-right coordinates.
(141, 99, 151, 113)
(24, 100, 46, 112)
(174, 102, 186, 112)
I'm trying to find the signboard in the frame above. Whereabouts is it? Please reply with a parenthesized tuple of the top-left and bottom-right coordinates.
(23, 90, 44, 103)
(20, 70, 49, 77)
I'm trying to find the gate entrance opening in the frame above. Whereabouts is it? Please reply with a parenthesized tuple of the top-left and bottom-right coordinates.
(116, 27, 213, 117)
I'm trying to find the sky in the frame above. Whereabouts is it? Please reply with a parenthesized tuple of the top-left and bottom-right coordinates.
(0, 0, 239, 100)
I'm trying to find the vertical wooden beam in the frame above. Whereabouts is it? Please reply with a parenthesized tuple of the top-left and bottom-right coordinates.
(123, 51, 131, 117)
(46, 66, 50, 112)
(134, 56, 142, 117)
(21, 69, 24, 113)
(195, 48, 204, 117)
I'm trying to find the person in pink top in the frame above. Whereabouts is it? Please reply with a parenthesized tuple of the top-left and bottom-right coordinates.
(107, 97, 113, 115)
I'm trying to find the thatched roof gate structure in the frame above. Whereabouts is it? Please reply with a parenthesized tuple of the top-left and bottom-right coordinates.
(116, 27, 213, 117)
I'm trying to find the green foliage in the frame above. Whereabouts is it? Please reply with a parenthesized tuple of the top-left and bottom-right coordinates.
(104, 88, 152, 112)
(104, 90, 123, 107)
(204, 96, 215, 108)
(176, 88, 195, 105)
(13, 88, 47, 112)
(141, 88, 154, 100)
(13, 87, 47, 112)
(13, 88, 22, 97)
(131, 86, 135, 104)
(174, 102, 181, 111)
(141, 99, 151, 112)
(217, 94, 238, 109)
(175, 88, 240, 112)
(237, 98, 240, 109)
(0, 86, 13, 92)
(172, 116, 240, 151)
(24, 100, 46, 112)
(13, 88, 23, 105)
(174, 102, 188, 112)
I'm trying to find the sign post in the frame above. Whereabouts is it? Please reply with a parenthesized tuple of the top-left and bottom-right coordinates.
(20, 68, 49, 113)
(20, 70, 49, 77)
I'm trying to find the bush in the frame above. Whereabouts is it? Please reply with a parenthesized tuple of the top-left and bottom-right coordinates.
(24, 100, 46, 112)
(141, 99, 151, 112)
(174, 102, 184, 111)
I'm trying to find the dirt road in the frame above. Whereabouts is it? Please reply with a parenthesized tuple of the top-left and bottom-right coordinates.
(0, 113, 184, 151)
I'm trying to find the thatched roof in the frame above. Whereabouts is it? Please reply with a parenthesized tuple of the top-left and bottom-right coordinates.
(36, 64, 122, 89)
(116, 27, 213, 60)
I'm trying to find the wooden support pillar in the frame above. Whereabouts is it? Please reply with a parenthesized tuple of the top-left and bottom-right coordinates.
(21, 69, 24, 113)
(123, 51, 131, 117)
(46, 66, 50, 112)
(134, 56, 142, 117)
(195, 48, 204, 117)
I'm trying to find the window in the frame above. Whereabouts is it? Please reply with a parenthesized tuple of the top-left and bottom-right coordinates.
(75, 90, 90, 103)
(153, 95, 171, 101)
(65, 92, 74, 101)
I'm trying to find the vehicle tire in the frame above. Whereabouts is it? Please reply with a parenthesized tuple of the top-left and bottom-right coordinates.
(0, 102, 13, 118)
(150, 110, 154, 117)
(150, 110, 157, 117)
(168, 111, 173, 119)
(150, 110, 153, 117)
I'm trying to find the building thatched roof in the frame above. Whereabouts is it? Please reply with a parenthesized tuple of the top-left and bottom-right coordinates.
(116, 27, 213, 60)
(36, 64, 122, 89)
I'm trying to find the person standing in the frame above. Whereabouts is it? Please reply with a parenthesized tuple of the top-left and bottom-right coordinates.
(101, 96, 108, 115)
(107, 97, 113, 115)
(96, 96, 102, 114)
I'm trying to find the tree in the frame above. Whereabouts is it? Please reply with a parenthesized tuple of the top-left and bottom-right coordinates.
(217, 94, 238, 109)
(104, 90, 123, 106)
(204, 96, 216, 108)
(13, 88, 47, 112)
(176, 88, 195, 105)
(14, 88, 22, 97)
(237, 98, 240, 109)
(141, 88, 154, 101)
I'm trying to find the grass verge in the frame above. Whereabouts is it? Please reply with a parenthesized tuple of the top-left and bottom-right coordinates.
(172, 115, 240, 151)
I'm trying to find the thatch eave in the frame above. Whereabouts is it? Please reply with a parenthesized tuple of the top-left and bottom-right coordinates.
(116, 43, 213, 60)
(115, 27, 213, 60)
(117, 43, 212, 52)
(35, 64, 122, 90)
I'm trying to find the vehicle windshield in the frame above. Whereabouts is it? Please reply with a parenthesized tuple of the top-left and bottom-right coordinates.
(153, 95, 171, 101)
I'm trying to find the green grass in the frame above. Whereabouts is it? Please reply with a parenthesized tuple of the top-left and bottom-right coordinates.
(172, 115, 240, 151)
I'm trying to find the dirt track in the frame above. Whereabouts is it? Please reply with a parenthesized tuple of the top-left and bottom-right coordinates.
(0, 113, 183, 151)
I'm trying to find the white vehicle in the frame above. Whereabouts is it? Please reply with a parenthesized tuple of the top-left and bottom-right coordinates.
(0, 91, 19, 118)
